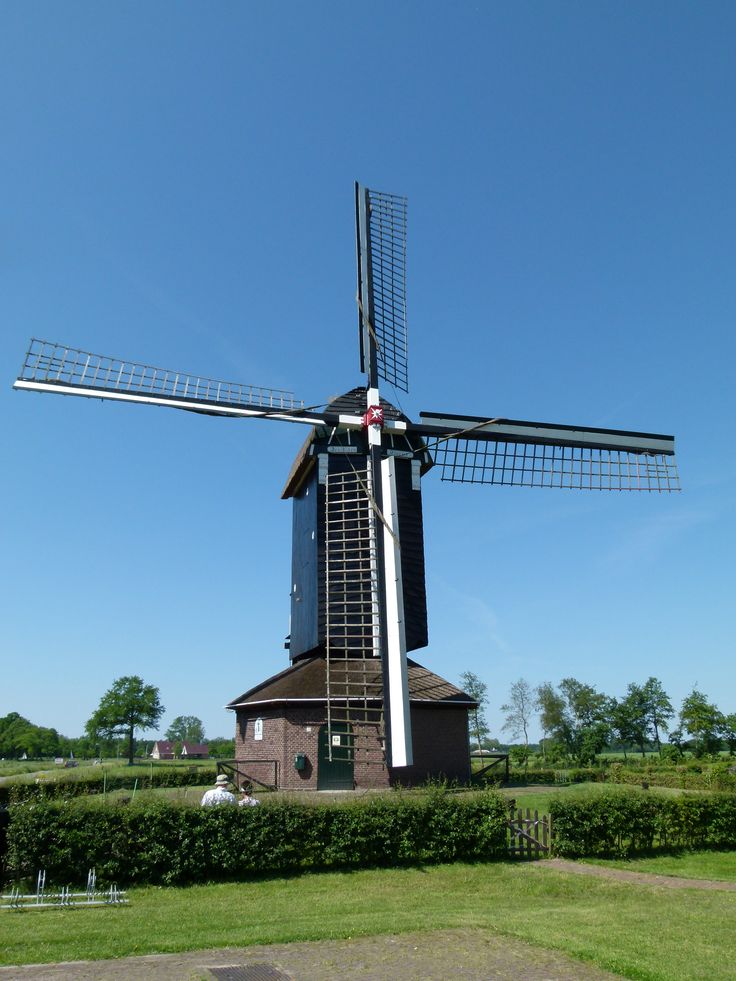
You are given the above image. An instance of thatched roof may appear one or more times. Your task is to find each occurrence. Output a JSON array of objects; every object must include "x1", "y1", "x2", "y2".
[{"x1": 226, "y1": 656, "x2": 476, "y2": 709}]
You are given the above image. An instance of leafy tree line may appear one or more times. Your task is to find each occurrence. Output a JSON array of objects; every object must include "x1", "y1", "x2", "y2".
[
  {"x1": 0, "y1": 713, "x2": 63, "y2": 759},
  {"x1": 460, "y1": 671, "x2": 736, "y2": 765},
  {"x1": 1, "y1": 676, "x2": 234, "y2": 762}
]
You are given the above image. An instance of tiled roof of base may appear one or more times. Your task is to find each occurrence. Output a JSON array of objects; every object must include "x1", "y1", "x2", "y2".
[{"x1": 226, "y1": 656, "x2": 477, "y2": 709}]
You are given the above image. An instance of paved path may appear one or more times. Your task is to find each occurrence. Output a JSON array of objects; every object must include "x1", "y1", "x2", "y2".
[{"x1": 0, "y1": 929, "x2": 619, "y2": 980}]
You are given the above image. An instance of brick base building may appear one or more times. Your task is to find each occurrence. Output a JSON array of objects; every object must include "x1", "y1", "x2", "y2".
[{"x1": 225, "y1": 656, "x2": 476, "y2": 791}]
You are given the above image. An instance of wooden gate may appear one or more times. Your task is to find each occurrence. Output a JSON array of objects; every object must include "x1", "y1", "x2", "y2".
[{"x1": 508, "y1": 806, "x2": 551, "y2": 858}]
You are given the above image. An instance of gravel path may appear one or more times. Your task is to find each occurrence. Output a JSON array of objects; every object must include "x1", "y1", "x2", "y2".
[
  {"x1": 0, "y1": 929, "x2": 619, "y2": 980},
  {"x1": 535, "y1": 858, "x2": 736, "y2": 891}
]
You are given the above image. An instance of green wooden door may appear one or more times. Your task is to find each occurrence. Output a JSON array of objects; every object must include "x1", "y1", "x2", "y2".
[{"x1": 317, "y1": 723, "x2": 354, "y2": 790}]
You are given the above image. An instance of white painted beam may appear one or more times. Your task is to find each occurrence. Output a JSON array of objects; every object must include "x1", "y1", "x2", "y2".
[
  {"x1": 380, "y1": 456, "x2": 413, "y2": 768},
  {"x1": 14, "y1": 379, "x2": 322, "y2": 427}
]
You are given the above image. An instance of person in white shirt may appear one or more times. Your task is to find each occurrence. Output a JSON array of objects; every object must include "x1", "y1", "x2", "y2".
[
  {"x1": 201, "y1": 773, "x2": 236, "y2": 806},
  {"x1": 238, "y1": 785, "x2": 261, "y2": 807}
]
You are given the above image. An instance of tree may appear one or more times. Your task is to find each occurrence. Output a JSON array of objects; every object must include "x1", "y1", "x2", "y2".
[
  {"x1": 509, "y1": 744, "x2": 531, "y2": 770},
  {"x1": 559, "y1": 678, "x2": 612, "y2": 763},
  {"x1": 535, "y1": 682, "x2": 565, "y2": 762},
  {"x1": 207, "y1": 736, "x2": 235, "y2": 758},
  {"x1": 535, "y1": 679, "x2": 611, "y2": 765},
  {"x1": 679, "y1": 688, "x2": 723, "y2": 757},
  {"x1": 611, "y1": 684, "x2": 650, "y2": 758},
  {"x1": 501, "y1": 678, "x2": 534, "y2": 759},
  {"x1": 86, "y1": 676, "x2": 164, "y2": 765},
  {"x1": 720, "y1": 713, "x2": 736, "y2": 756},
  {"x1": 480, "y1": 736, "x2": 503, "y2": 752},
  {"x1": 165, "y1": 715, "x2": 205, "y2": 744},
  {"x1": 459, "y1": 671, "x2": 489, "y2": 751},
  {"x1": 668, "y1": 726, "x2": 686, "y2": 758},
  {"x1": 0, "y1": 712, "x2": 61, "y2": 759},
  {"x1": 641, "y1": 677, "x2": 674, "y2": 754}
]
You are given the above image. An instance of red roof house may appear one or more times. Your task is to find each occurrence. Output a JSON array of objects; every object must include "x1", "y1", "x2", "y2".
[{"x1": 150, "y1": 740, "x2": 175, "y2": 760}]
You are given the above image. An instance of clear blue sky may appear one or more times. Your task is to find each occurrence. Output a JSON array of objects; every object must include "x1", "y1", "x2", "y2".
[{"x1": 2, "y1": 2, "x2": 733, "y2": 744}]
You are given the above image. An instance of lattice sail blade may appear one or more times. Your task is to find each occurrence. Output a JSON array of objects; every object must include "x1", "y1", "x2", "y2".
[
  {"x1": 415, "y1": 411, "x2": 679, "y2": 491},
  {"x1": 431, "y1": 438, "x2": 679, "y2": 491},
  {"x1": 356, "y1": 183, "x2": 408, "y2": 392},
  {"x1": 14, "y1": 339, "x2": 313, "y2": 423}
]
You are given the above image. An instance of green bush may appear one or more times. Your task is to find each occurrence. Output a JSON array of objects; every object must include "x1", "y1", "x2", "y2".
[
  {"x1": 5, "y1": 788, "x2": 508, "y2": 885},
  {"x1": 550, "y1": 789, "x2": 736, "y2": 858},
  {"x1": 604, "y1": 764, "x2": 736, "y2": 792}
]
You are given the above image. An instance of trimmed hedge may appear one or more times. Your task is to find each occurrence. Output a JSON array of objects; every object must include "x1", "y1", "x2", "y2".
[
  {"x1": 606, "y1": 762, "x2": 736, "y2": 792},
  {"x1": 550, "y1": 789, "x2": 736, "y2": 858},
  {"x1": 5, "y1": 789, "x2": 508, "y2": 885}
]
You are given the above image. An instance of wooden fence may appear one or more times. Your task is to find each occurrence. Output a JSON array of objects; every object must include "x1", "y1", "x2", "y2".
[
  {"x1": 217, "y1": 759, "x2": 278, "y2": 791},
  {"x1": 508, "y1": 806, "x2": 551, "y2": 857}
]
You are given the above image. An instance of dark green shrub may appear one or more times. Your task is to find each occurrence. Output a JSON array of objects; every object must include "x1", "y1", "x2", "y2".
[
  {"x1": 6, "y1": 789, "x2": 508, "y2": 886},
  {"x1": 550, "y1": 789, "x2": 736, "y2": 858}
]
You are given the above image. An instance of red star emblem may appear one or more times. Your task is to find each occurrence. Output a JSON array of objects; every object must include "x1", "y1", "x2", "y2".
[{"x1": 362, "y1": 405, "x2": 384, "y2": 429}]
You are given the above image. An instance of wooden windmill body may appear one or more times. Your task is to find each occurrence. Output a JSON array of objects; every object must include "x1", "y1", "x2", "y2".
[{"x1": 13, "y1": 183, "x2": 679, "y2": 789}]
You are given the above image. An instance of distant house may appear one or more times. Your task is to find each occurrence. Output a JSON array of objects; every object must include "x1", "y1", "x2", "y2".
[
  {"x1": 180, "y1": 741, "x2": 209, "y2": 759},
  {"x1": 150, "y1": 740, "x2": 175, "y2": 760}
]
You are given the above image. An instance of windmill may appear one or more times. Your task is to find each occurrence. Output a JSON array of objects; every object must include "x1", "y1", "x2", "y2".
[{"x1": 13, "y1": 183, "x2": 679, "y2": 775}]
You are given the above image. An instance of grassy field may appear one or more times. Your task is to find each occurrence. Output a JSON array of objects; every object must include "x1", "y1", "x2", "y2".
[
  {"x1": 499, "y1": 781, "x2": 689, "y2": 814},
  {"x1": 1, "y1": 860, "x2": 734, "y2": 978},
  {"x1": 501, "y1": 782, "x2": 595, "y2": 813},
  {"x1": 1, "y1": 771, "x2": 698, "y2": 811},
  {"x1": 585, "y1": 850, "x2": 736, "y2": 883},
  {"x1": 93, "y1": 781, "x2": 617, "y2": 808},
  {"x1": 0, "y1": 757, "x2": 214, "y2": 787}
]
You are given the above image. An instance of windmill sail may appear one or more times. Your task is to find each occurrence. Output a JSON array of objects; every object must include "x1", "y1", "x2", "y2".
[
  {"x1": 12, "y1": 182, "x2": 681, "y2": 789},
  {"x1": 356, "y1": 184, "x2": 409, "y2": 392},
  {"x1": 14, "y1": 339, "x2": 318, "y2": 425},
  {"x1": 415, "y1": 412, "x2": 679, "y2": 492}
]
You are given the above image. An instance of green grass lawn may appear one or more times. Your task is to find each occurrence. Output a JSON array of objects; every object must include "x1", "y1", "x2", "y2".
[
  {"x1": 502, "y1": 779, "x2": 700, "y2": 818},
  {"x1": 1, "y1": 861, "x2": 734, "y2": 979},
  {"x1": 103, "y1": 784, "x2": 214, "y2": 803},
  {"x1": 0, "y1": 758, "x2": 215, "y2": 789},
  {"x1": 499, "y1": 780, "x2": 688, "y2": 815},
  {"x1": 584, "y1": 850, "x2": 736, "y2": 883}
]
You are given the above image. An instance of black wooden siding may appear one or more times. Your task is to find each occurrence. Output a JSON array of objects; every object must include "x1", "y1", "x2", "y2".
[
  {"x1": 288, "y1": 450, "x2": 428, "y2": 661},
  {"x1": 289, "y1": 469, "x2": 320, "y2": 657}
]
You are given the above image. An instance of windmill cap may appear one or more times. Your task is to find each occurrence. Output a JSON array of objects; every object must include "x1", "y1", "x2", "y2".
[{"x1": 215, "y1": 774, "x2": 229, "y2": 785}]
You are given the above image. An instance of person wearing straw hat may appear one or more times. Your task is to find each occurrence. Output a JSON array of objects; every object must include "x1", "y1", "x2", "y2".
[{"x1": 201, "y1": 773, "x2": 236, "y2": 806}]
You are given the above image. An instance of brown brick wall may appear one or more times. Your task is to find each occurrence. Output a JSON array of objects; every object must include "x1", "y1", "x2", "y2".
[
  {"x1": 233, "y1": 701, "x2": 470, "y2": 790},
  {"x1": 390, "y1": 704, "x2": 471, "y2": 785},
  {"x1": 235, "y1": 705, "x2": 325, "y2": 790}
]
